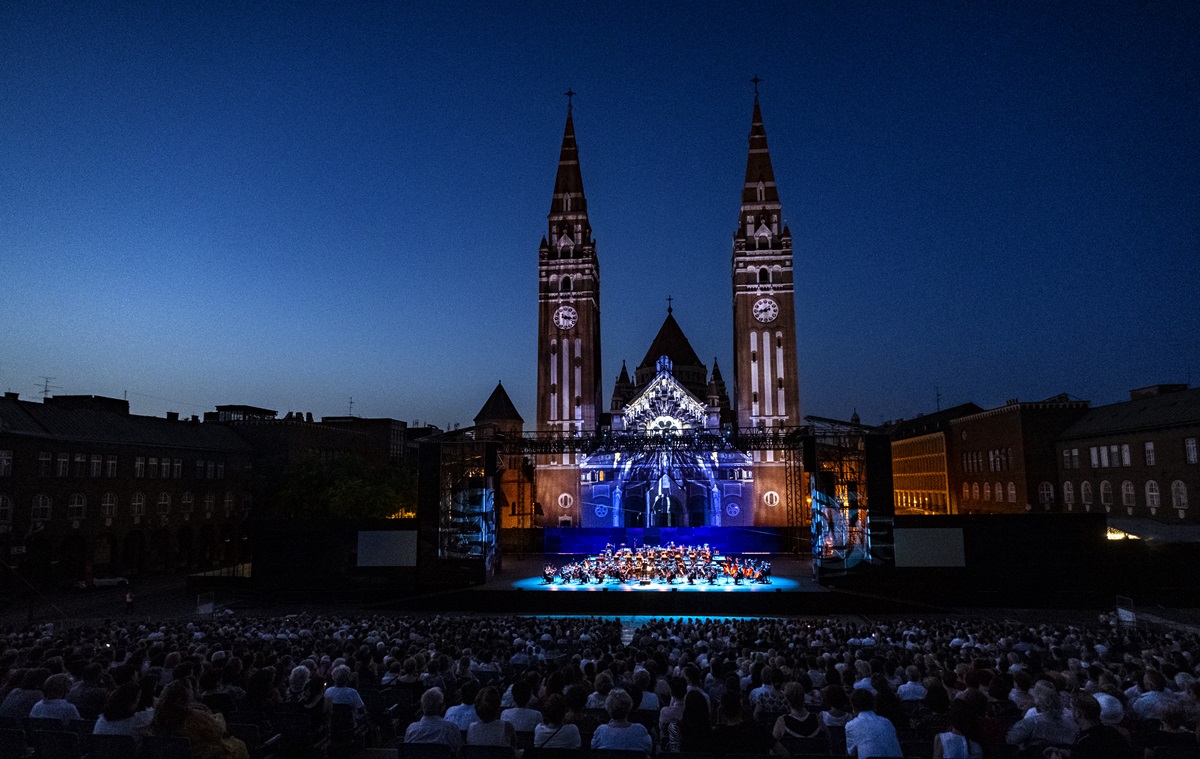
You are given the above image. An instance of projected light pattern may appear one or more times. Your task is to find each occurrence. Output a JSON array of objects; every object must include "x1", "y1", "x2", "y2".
[{"x1": 578, "y1": 358, "x2": 754, "y2": 528}]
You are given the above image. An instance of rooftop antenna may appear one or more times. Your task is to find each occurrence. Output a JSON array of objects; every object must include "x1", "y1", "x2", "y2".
[
  {"x1": 35, "y1": 376, "x2": 61, "y2": 399},
  {"x1": 935, "y1": 385, "x2": 941, "y2": 412},
  {"x1": 348, "y1": 396, "x2": 354, "y2": 417}
]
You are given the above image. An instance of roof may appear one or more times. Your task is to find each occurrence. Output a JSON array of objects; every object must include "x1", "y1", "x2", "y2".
[
  {"x1": 742, "y1": 98, "x2": 780, "y2": 206},
  {"x1": 638, "y1": 311, "x2": 704, "y2": 372},
  {"x1": 0, "y1": 397, "x2": 252, "y2": 452},
  {"x1": 550, "y1": 106, "x2": 586, "y2": 216},
  {"x1": 888, "y1": 403, "x2": 984, "y2": 439},
  {"x1": 1061, "y1": 386, "x2": 1200, "y2": 440},
  {"x1": 474, "y1": 382, "x2": 524, "y2": 425}
]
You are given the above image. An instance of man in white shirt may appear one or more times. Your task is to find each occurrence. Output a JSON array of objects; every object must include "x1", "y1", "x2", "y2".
[
  {"x1": 844, "y1": 689, "x2": 902, "y2": 759},
  {"x1": 405, "y1": 688, "x2": 464, "y2": 753},
  {"x1": 445, "y1": 680, "x2": 481, "y2": 732},
  {"x1": 896, "y1": 666, "x2": 927, "y2": 701},
  {"x1": 501, "y1": 681, "x2": 543, "y2": 732}
]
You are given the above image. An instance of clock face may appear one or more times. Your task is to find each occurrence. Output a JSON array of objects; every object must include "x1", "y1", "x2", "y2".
[
  {"x1": 553, "y1": 305, "x2": 578, "y2": 330},
  {"x1": 752, "y1": 297, "x2": 779, "y2": 323}
]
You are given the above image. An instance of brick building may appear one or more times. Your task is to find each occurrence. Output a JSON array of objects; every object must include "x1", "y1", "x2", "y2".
[
  {"x1": 948, "y1": 394, "x2": 1090, "y2": 514},
  {"x1": 888, "y1": 403, "x2": 982, "y2": 515},
  {"x1": 0, "y1": 394, "x2": 254, "y2": 583},
  {"x1": 1056, "y1": 384, "x2": 1199, "y2": 522}
]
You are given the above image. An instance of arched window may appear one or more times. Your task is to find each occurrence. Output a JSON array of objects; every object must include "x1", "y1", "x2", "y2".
[
  {"x1": 757, "y1": 181, "x2": 766, "y2": 202},
  {"x1": 1100, "y1": 481, "x2": 1113, "y2": 507},
  {"x1": 560, "y1": 276, "x2": 572, "y2": 293},
  {"x1": 1063, "y1": 482, "x2": 1075, "y2": 504},
  {"x1": 1038, "y1": 482, "x2": 1054, "y2": 504},
  {"x1": 224, "y1": 492, "x2": 235, "y2": 516},
  {"x1": 157, "y1": 492, "x2": 171, "y2": 516},
  {"x1": 1146, "y1": 481, "x2": 1160, "y2": 509},
  {"x1": 983, "y1": 483, "x2": 991, "y2": 501},
  {"x1": 204, "y1": 493, "x2": 215, "y2": 517},
  {"x1": 962, "y1": 483, "x2": 969, "y2": 500},
  {"x1": 1007, "y1": 482, "x2": 1017, "y2": 502},
  {"x1": 32, "y1": 494, "x2": 51, "y2": 521},
  {"x1": 1173, "y1": 481, "x2": 1189, "y2": 510},
  {"x1": 995, "y1": 482, "x2": 1003, "y2": 503},
  {"x1": 971, "y1": 483, "x2": 980, "y2": 500},
  {"x1": 1121, "y1": 481, "x2": 1135, "y2": 508},
  {"x1": 181, "y1": 492, "x2": 194, "y2": 515},
  {"x1": 102, "y1": 493, "x2": 117, "y2": 519},
  {"x1": 68, "y1": 493, "x2": 87, "y2": 519},
  {"x1": 1081, "y1": 482, "x2": 1093, "y2": 505},
  {"x1": 758, "y1": 267, "x2": 770, "y2": 284},
  {"x1": 0, "y1": 495, "x2": 11, "y2": 523},
  {"x1": 131, "y1": 492, "x2": 146, "y2": 518}
]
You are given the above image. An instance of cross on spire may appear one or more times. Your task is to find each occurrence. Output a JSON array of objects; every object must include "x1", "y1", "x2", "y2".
[
  {"x1": 564, "y1": 88, "x2": 576, "y2": 111},
  {"x1": 666, "y1": 295, "x2": 673, "y2": 314},
  {"x1": 750, "y1": 74, "x2": 762, "y2": 97}
]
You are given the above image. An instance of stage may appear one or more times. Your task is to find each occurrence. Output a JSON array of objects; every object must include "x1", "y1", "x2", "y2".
[{"x1": 383, "y1": 553, "x2": 929, "y2": 616}]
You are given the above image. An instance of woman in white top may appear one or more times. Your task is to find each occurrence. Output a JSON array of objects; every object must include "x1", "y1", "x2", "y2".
[
  {"x1": 467, "y1": 686, "x2": 514, "y2": 747},
  {"x1": 933, "y1": 701, "x2": 983, "y2": 759},
  {"x1": 534, "y1": 694, "x2": 582, "y2": 749},
  {"x1": 93, "y1": 682, "x2": 154, "y2": 742},
  {"x1": 590, "y1": 689, "x2": 652, "y2": 756}
]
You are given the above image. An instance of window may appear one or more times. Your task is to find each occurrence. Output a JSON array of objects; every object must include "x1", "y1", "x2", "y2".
[
  {"x1": 206, "y1": 462, "x2": 215, "y2": 479},
  {"x1": 1173, "y1": 481, "x2": 1189, "y2": 510},
  {"x1": 1081, "y1": 482, "x2": 1093, "y2": 505},
  {"x1": 71, "y1": 453, "x2": 85, "y2": 477},
  {"x1": 1099, "y1": 447, "x2": 1109, "y2": 468},
  {"x1": 68, "y1": 493, "x2": 86, "y2": 520},
  {"x1": 1071, "y1": 449, "x2": 1080, "y2": 469},
  {"x1": 148, "y1": 458, "x2": 158, "y2": 479},
  {"x1": 1146, "y1": 481, "x2": 1160, "y2": 509},
  {"x1": 1062, "y1": 449, "x2": 1072, "y2": 470},
  {"x1": 57, "y1": 453, "x2": 69, "y2": 477},
  {"x1": 1090, "y1": 447, "x2": 1099, "y2": 468},
  {"x1": 173, "y1": 459, "x2": 183, "y2": 478},
  {"x1": 216, "y1": 462, "x2": 224, "y2": 479},
  {"x1": 157, "y1": 493, "x2": 171, "y2": 516},
  {"x1": 995, "y1": 482, "x2": 1003, "y2": 502},
  {"x1": 181, "y1": 492, "x2": 194, "y2": 515},
  {"x1": 1008, "y1": 482, "x2": 1016, "y2": 503},
  {"x1": 32, "y1": 494, "x2": 51, "y2": 521},
  {"x1": 1121, "y1": 444, "x2": 1131, "y2": 467},
  {"x1": 40, "y1": 452, "x2": 52, "y2": 477},
  {"x1": 135, "y1": 457, "x2": 145, "y2": 478},
  {"x1": 0, "y1": 495, "x2": 11, "y2": 523},
  {"x1": 1145, "y1": 441, "x2": 1156, "y2": 466},
  {"x1": 105, "y1": 456, "x2": 117, "y2": 477},
  {"x1": 962, "y1": 483, "x2": 969, "y2": 500},
  {"x1": 983, "y1": 483, "x2": 991, "y2": 501},
  {"x1": 224, "y1": 492, "x2": 235, "y2": 516},
  {"x1": 971, "y1": 483, "x2": 980, "y2": 500},
  {"x1": 1121, "y1": 481, "x2": 1135, "y2": 508},
  {"x1": 204, "y1": 493, "x2": 215, "y2": 516},
  {"x1": 1100, "y1": 481, "x2": 1113, "y2": 507},
  {"x1": 560, "y1": 276, "x2": 572, "y2": 293},
  {"x1": 196, "y1": 460, "x2": 205, "y2": 479},
  {"x1": 1110, "y1": 445, "x2": 1120, "y2": 467},
  {"x1": 131, "y1": 493, "x2": 146, "y2": 518},
  {"x1": 1063, "y1": 482, "x2": 1075, "y2": 505},
  {"x1": 1038, "y1": 482, "x2": 1054, "y2": 504},
  {"x1": 758, "y1": 267, "x2": 770, "y2": 284},
  {"x1": 0, "y1": 451, "x2": 11, "y2": 477},
  {"x1": 90, "y1": 454, "x2": 102, "y2": 478},
  {"x1": 102, "y1": 493, "x2": 117, "y2": 519},
  {"x1": 1187, "y1": 438, "x2": 1198, "y2": 465}
]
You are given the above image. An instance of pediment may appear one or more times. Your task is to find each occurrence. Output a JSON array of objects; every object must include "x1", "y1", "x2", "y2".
[{"x1": 622, "y1": 371, "x2": 708, "y2": 432}]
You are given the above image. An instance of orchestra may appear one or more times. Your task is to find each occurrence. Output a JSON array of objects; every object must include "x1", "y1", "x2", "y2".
[{"x1": 540, "y1": 541, "x2": 771, "y2": 586}]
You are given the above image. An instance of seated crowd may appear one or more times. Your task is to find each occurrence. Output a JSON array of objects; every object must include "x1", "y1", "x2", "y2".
[{"x1": 0, "y1": 613, "x2": 1198, "y2": 758}]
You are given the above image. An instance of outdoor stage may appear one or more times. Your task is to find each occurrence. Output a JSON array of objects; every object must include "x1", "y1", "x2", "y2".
[{"x1": 387, "y1": 554, "x2": 926, "y2": 616}]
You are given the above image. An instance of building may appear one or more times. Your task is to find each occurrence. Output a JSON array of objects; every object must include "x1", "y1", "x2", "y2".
[
  {"x1": 532, "y1": 95, "x2": 802, "y2": 529},
  {"x1": 888, "y1": 403, "x2": 983, "y2": 515},
  {"x1": 947, "y1": 394, "x2": 1090, "y2": 514},
  {"x1": 0, "y1": 393, "x2": 254, "y2": 582},
  {"x1": 1056, "y1": 384, "x2": 1199, "y2": 522}
]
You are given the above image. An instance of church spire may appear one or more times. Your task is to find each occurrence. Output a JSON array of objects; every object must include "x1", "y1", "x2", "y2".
[
  {"x1": 742, "y1": 96, "x2": 780, "y2": 207},
  {"x1": 550, "y1": 98, "x2": 587, "y2": 217}
]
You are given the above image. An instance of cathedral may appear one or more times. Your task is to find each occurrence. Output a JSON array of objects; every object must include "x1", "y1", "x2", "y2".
[{"x1": 534, "y1": 95, "x2": 801, "y2": 530}]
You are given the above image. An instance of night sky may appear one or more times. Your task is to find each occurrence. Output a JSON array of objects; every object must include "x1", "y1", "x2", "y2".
[{"x1": 2, "y1": 2, "x2": 1197, "y2": 429}]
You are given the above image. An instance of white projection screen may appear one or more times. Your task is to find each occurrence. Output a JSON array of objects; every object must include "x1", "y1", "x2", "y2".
[
  {"x1": 893, "y1": 527, "x2": 966, "y2": 567},
  {"x1": 356, "y1": 531, "x2": 418, "y2": 567}
]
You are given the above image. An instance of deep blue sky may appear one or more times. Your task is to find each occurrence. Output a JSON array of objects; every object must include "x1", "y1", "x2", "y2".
[{"x1": 2, "y1": 2, "x2": 1197, "y2": 428}]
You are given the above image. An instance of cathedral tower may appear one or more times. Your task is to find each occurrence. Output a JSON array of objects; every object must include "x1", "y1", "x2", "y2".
[
  {"x1": 535, "y1": 101, "x2": 602, "y2": 526},
  {"x1": 731, "y1": 95, "x2": 802, "y2": 525}
]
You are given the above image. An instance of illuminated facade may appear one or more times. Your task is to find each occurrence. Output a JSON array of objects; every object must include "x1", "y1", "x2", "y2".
[{"x1": 535, "y1": 96, "x2": 802, "y2": 529}]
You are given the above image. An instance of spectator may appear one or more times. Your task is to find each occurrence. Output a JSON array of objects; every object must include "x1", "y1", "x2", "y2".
[
  {"x1": 711, "y1": 689, "x2": 775, "y2": 758},
  {"x1": 29, "y1": 673, "x2": 81, "y2": 722},
  {"x1": 404, "y1": 687, "x2": 464, "y2": 753},
  {"x1": 659, "y1": 676, "x2": 687, "y2": 736},
  {"x1": 534, "y1": 693, "x2": 581, "y2": 749},
  {"x1": 67, "y1": 662, "x2": 110, "y2": 719},
  {"x1": 671, "y1": 690, "x2": 712, "y2": 753},
  {"x1": 591, "y1": 688, "x2": 652, "y2": 756},
  {"x1": 932, "y1": 699, "x2": 983, "y2": 759},
  {"x1": 1047, "y1": 693, "x2": 1135, "y2": 759},
  {"x1": 446, "y1": 680, "x2": 481, "y2": 732},
  {"x1": 467, "y1": 686, "x2": 513, "y2": 747},
  {"x1": 149, "y1": 679, "x2": 249, "y2": 759},
  {"x1": 897, "y1": 665, "x2": 927, "y2": 702},
  {"x1": 501, "y1": 679, "x2": 543, "y2": 732},
  {"x1": 772, "y1": 681, "x2": 824, "y2": 745},
  {"x1": 323, "y1": 664, "x2": 367, "y2": 725},
  {"x1": 0, "y1": 668, "x2": 49, "y2": 719},
  {"x1": 844, "y1": 688, "x2": 902, "y2": 759},
  {"x1": 1006, "y1": 681, "x2": 1078, "y2": 751},
  {"x1": 94, "y1": 681, "x2": 154, "y2": 740},
  {"x1": 819, "y1": 684, "x2": 852, "y2": 729}
]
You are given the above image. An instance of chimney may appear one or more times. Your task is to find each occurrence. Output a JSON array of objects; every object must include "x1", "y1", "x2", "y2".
[
  {"x1": 166, "y1": 411, "x2": 179, "y2": 421},
  {"x1": 3, "y1": 392, "x2": 17, "y2": 400}
]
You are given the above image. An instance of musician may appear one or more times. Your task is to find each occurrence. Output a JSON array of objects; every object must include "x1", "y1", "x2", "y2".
[{"x1": 543, "y1": 565, "x2": 557, "y2": 584}]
